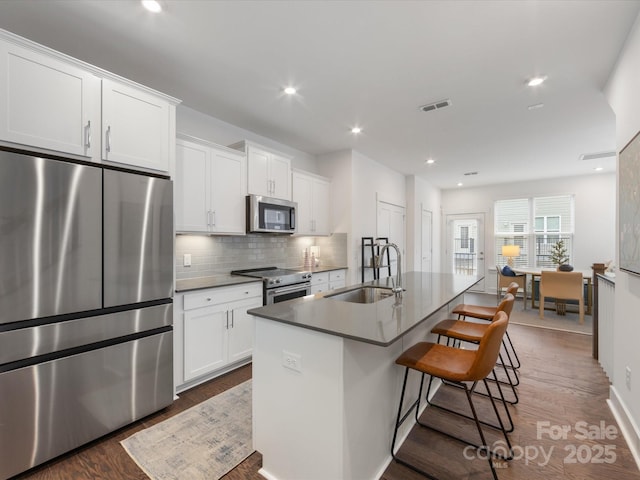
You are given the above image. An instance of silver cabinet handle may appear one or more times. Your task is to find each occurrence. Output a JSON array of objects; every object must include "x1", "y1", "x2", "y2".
[
  {"x1": 105, "y1": 126, "x2": 112, "y2": 153},
  {"x1": 225, "y1": 310, "x2": 229, "y2": 329},
  {"x1": 84, "y1": 120, "x2": 91, "y2": 149},
  {"x1": 211, "y1": 210, "x2": 216, "y2": 226},
  {"x1": 231, "y1": 310, "x2": 234, "y2": 328},
  {"x1": 271, "y1": 179, "x2": 275, "y2": 194}
]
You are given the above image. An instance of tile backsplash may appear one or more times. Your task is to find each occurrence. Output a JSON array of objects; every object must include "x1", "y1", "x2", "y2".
[{"x1": 175, "y1": 232, "x2": 347, "y2": 279}]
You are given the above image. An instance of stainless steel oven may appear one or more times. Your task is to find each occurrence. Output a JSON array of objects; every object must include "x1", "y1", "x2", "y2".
[
  {"x1": 231, "y1": 267, "x2": 312, "y2": 305},
  {"x1": 266, "y1": 282, "x2": 311, "y2": 305}
]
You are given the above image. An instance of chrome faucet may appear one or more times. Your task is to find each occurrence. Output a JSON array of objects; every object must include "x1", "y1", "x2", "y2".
[{"x1": 376, "y1": 242, "x2": 403, "y2": 295}]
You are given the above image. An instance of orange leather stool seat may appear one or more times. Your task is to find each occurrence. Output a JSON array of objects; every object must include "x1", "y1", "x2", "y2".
[{"x1": 452, "y1": 282, "x2": 519, "y2": 319}]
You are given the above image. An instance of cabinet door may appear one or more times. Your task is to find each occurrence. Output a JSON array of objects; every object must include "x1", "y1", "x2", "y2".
[
  {"x1": 247, "y1": 146, "x2": 271, "y2": 197},
  {"x1": 175, "y1": 140, "x2": 210, "y2": 232},
  {"x1": 270, "y1": 154, "x2": 291, "y2": 200},
  {"x1": 312, "y1": 178, "x2": 331, "y2": 235},
  {"x1": 102, "y1": 78, "x2": 170, "y2": 172},
  {"x1": 292, "y1": 172, "x2": 314, "y2": 235},
  {"x1": 183, "y1": 305, "x2": 229, "y2": 381},
  {"x1": 228, "y1": 297, "x2": 262, "y2": 363},
  {"x1": 211, "y1": 149, "x2": 246, "y2": 234},
  {"x1": 0, "y1": 42, "x2": 99, "y2": 158}
]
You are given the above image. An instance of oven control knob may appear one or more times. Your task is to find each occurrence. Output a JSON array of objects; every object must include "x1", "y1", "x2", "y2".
[
  {"x1": 275, "y1": 278, "x2": 281, "y2": 284},
  {"x1": 268, "y1": 279, "x2": 275, "y2": 285}
]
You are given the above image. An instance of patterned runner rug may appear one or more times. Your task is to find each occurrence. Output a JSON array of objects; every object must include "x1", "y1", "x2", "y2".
[{"x1": 121, "y1": 380, "x2": 252, "y2": 480}]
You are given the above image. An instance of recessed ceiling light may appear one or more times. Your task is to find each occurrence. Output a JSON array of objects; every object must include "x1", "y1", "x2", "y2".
[
  {"x1": 594, "y1": 167, "x2": 604, "y2": 172},
  {"x1": 425, "y1": 158, "x2": 435, "y2": 165},
  {"x1": 527, "y1": 76, "x2": 547, "y2": 87},
  {"x1": 142, "y1": 0, "x2": 162, "y2": 13},
  {"x1": 351, "y1": 127, "x2": 362, "y2": 134},
  {"x1": 457, "y1": 182, "x2": 463, "y2": 187},
  {"x1": 284, "y1": 87, "x2": 296, "y2": 95},
  {"x1": 527, "y1": 103, "x2": 544, "y2": 110}
]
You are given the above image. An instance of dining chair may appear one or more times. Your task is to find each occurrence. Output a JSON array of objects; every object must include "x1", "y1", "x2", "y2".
[{"x1": 539, "y1": 270, "x2": 584, "y2": 324}]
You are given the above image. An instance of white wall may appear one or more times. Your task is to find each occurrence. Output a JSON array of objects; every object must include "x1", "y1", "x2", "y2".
[
  {"x1": 406, "y1": 175, "x2": 442, "y2": 272},
  {"x1": 177, "y1": 105, "x2": 317, "y2": 172},
  {"x1": 318, "y1": 149, "x2": 406, "y2": 285},
  {"x1": 604, "y1": 11, "x2": 640, "y2": 459},
  {"x1": 441, "y1": 173, "x2": 616, "y2": 288}
]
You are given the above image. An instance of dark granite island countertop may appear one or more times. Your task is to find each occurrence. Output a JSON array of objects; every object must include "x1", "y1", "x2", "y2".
[
  {"x1": 251, "y1": 271, "x2": 484, "y2": 480},
  {"x1": 248, "y1": 271, "x2": 482, "y2": 346}
]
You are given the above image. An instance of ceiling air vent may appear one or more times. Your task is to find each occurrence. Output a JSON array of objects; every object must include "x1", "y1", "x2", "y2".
[
  {"x1": 420, "y1": 99, "x2": 451, "y2": 112},
  {"x1": 579, "y1": 151, "x2": 616, "y2": 161},
  {"x1": 463, "y1": 171, "x2": 478, "y2": 176}
]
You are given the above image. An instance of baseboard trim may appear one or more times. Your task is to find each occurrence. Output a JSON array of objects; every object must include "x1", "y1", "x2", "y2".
[{"x1": 608, "y1": 385, "x2": 640, "y2": 471}]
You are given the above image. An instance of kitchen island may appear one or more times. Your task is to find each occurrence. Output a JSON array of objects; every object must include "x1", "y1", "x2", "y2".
[{"x1": 248, "y1": 271, "x2": 482, "y2": 480}]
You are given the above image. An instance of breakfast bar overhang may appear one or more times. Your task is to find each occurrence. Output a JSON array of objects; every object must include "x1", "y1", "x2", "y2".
[{"x1": 248, "y1": 272, "x2": 483, "y2": 480}]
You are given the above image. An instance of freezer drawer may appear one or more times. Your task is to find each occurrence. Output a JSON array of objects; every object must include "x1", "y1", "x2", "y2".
[
  {"x1": 0, "y1": 303, "x2": 172, "y2": 366},
  {"x1": 103, "y1": 169, "x2": 173, "y2": 307},
  {"x1": 0, "y1": 330, "x2": 173, "y2": 480}
]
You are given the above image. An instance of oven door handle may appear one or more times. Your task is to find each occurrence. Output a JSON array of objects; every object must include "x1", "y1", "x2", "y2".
[{"x1": 268, "y1": 283, "x2": 310, "y2": 296}]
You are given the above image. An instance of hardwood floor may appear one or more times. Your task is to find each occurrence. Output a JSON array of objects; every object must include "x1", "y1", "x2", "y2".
[{"x1": 13, "y1": 324, "x2": 640, "y2": 480}]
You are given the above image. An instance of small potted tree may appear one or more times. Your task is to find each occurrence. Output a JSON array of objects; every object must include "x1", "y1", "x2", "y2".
[{"x1": 550, "y1": 239, "x2": 573, "y2": 271}]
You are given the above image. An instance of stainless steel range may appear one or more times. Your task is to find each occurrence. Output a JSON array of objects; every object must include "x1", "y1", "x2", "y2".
[{"x1": 231, "y1": 267, "x2": 312, "y2": 305}]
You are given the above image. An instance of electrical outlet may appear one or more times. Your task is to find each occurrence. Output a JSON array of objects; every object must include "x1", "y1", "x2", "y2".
[
  {"x1": 282, "y1": 350, "x2": 302, "y2": 373},
  {"x1": 625, "y1": 366, "x2": 631, "y2": 390},
  {"x1": 183, "y1": 253, "x2": 192, "y2": 267}
]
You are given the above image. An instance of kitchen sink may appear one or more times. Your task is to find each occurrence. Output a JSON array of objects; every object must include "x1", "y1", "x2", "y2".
[{"x1": 325, "y1": 286, "x2": 394, "y2": 304}]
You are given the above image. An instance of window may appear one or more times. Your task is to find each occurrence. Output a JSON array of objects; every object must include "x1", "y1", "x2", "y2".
[
  {"x1": 495, "y1": 195, "x2": 574, "y2": 268},
  {"x1": 460, "y1": 226, "x2": 469, "y2": 249}
]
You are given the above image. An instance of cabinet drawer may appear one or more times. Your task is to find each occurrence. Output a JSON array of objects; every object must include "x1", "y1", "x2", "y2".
[
  {"x1": 329, "y1": 270, "x2": 345, "y2": 282},
  {"x1": 184, "y1": 283, "x2": 262, "y2": 311},
  {"x1": 329, "y1": 280, "x2": 346, "y2": 290},
  {"x1": 311, "y1": 272, "x2": 329, "y2": 285}
]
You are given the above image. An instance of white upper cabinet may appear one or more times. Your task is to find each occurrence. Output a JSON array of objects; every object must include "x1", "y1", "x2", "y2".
[
  {"x1": 231, "y1": 141, "x2": 292, "y2": 200},
  {"x1": 102, "y1": 78, "x2": 171, "y2": 172},
  {"x1": 211, "y1": 148, "x2": 246, "y2": 233},
  {"x1": 175, "y1": 139, "x2": 209, "y2": 232},
  {"x1": 292, "y1": 170, "x2": 331, "y2": 236},
  {"x1": 0, "y1": 40, "x2": 100, "y2": 158},
  {"x1": 0, "y1": 30, "x2": 179, "y2": 173},
  {"x1": 175, "y1": 137, "x2": 246, "y2": 234}
]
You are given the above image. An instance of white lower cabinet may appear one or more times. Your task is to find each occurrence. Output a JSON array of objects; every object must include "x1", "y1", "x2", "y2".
[
  {"x1": 329, "y1": 269, "x2": 346, "y2": 290},
  {"x1": 310, "y1": 269, "x2": 346, "y2": 294},
  {"x1": 175, "y1": 282, "x2": 262, "y2": 391}
]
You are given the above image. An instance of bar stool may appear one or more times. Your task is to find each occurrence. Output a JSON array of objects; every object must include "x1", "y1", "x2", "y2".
[
  {"x1": 392, "y1": 312, "x2": 510, "y2": 480},
  {"x1": 430, "y1": 308, "x2": 516, "y2": 433},
  {"x1": 434, "y1": 293, "x2": 519, "y2": 404},
  {"x1": 452, "y1": 284, "x2": 521, "y2": 372}
]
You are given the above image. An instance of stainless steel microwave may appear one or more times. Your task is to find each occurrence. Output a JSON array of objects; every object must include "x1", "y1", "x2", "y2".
[{"x1": 247, "y1": 194, "x2": 297, "y2": 234}]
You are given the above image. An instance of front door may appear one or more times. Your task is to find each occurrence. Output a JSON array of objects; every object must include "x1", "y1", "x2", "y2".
[{"x1": 445, "y1": 213, "x2": 485, "y2": 291}]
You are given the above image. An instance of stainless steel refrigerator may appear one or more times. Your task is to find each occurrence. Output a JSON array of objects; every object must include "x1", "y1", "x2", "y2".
[{"x1": 0, "y1": 149, "x2": 174, "y2": 479}]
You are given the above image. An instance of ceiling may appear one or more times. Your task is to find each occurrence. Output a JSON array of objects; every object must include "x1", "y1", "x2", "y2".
[{"x1": 0, "y1": 0, "x2": 638, "y2": 188}]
